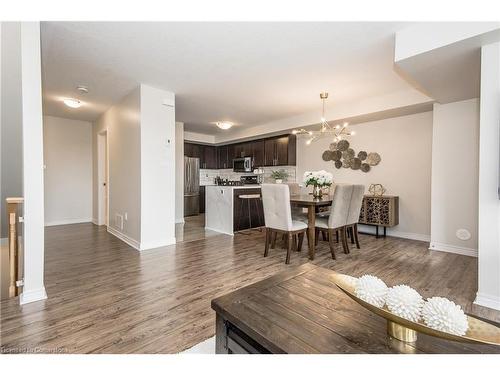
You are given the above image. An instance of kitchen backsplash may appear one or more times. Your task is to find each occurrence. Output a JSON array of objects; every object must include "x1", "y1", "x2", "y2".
[{"x1": 200, "y1": 166, "x2": 297, "y2": 186}]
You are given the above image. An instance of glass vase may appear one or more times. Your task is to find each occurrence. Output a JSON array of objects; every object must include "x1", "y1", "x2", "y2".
[{"x1": 312, "y1": 185, "x2": 323, "y2": 199}]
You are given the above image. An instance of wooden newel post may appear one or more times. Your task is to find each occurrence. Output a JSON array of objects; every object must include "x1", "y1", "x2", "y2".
[
  {"x1": 9, "y1": 212, "x2": 18, "y2": 297},
  {"x1": 6, "y1": 197, "x2": 24, "y2": 298}
]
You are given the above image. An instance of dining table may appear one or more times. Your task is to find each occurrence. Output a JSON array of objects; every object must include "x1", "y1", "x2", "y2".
[{"x1": 289, "y1": 194, "x2": 333, "y2": 260}]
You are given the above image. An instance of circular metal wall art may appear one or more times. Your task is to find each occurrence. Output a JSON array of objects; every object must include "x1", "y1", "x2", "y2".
[
  {"x1": 366, "y1": 152, "x2": 381, "y2": 166},
  {"x1": 329, "y1": 142, "x2": 338, "y2": 151},
  {"x1": 322, "y1": 150, "x2": 333, "y2": 161},
  {"x1": 361, "y1": 163, "x2": 371, "y2": 172},
  {"x1": 337, "y1": 139, "x2": 350, "y2": 151},
  {"x1": 343, "y1": 148, "x2": 355, "y2": 159},
  {"x1": 331, "y1": 150, "x2": 342, "y2": 161},
  {"x1": 334, "y1": 160, "x2": 342, "y2": 169},
  {"x1": 342, "y1": 159, "x2": 352, "y2": 168},
  {"x1": 351, "y1": 158, "x2": 362, "y2": 170},
  {"x1": 358, "y1": 151, "x2": 367, "y2": 161}
]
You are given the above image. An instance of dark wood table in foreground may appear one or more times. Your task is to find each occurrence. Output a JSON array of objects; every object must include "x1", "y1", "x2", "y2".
[
  {"x1": 211, "y1": 264, "x2": 500, "y2": 354},
  {"x1": 289, "y1": 194, "x2": 333, "y2": 260}
]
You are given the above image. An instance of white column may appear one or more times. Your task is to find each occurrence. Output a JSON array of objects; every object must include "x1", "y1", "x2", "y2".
[
  {"x1": 20, "y1": 22, "x2": 46, "y2": 304},
  {"x1": 175, "y1": 122, "x2": 184, "y2": 224},
  {"x1": 139, "y1": 84, "x2": 176, "y2": 249},
  {"x1": 475, "y1": 42, "x2": 500, "y2": 311}
]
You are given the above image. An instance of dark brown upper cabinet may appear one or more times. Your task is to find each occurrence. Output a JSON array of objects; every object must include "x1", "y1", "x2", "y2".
[
  {"x1": 184, "y1": 142, "x2": 217, "y2": 169},
  {"x1": 263, "y1": 135, "x2": 296, "y2": 166},
  {"x1": 203, "y1": 145, "x2": 217, "y2": 169},
  {"x1": 184, "y1": 142, "x2": 201, "y2": 159},
  {"x1": 217, "y1": 145, "x2": 229, "y2": 169},
  {"x1": 252, "y1": 140, "x2": 265, "y2": 167},
  {"x1": 185, "y1": 134, "x2": 296, "y2": 171}
]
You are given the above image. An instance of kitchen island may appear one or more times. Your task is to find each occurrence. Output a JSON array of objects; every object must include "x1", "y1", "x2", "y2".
[{"x1": 205, "y1": 185, "x2": 263, "y2": 235}]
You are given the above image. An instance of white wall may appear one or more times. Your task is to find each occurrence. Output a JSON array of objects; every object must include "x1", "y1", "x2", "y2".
[
  {"x1": 475, "y1": 42, "x2": 500, "y2": 311},
  {"x1": 297, "y1": 111, "x2": 433, "y2": 241},
  {"x1": 94, "y1": 88, "x2": 142, "y2": 246},
  {"x1": 43, "y1": 116, "x2": 93, "y2": 226},
  {"x1": 93, "y1": 85, "x2": 176, "y2": 250},
  {"x1": 20, "y1": 22, "x2": 46, "y2": 304},
  {"x1": 175, "y1": 122, "x2": 184, "y2": 223},
  {"x1": 430, "y1": 99, "x2": 479, "y2": 256},
  {"x1": 139, "y1": 85, "x2": 176, "y2": 249},
  {"x1": 0, "y1": 22, "x2": 23, "y2": 239}
]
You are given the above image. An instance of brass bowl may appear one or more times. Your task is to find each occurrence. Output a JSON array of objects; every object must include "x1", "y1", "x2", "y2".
[{"x1": 330, "y1": 273, "x2": 500, "y2": 345}]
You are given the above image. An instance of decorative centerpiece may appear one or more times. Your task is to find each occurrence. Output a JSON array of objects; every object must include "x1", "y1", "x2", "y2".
[
  {"x1": 330, "y1": 272, "x2": 500, "y2": 346},
  {"x1": 270, "y1": 169, "x2": 288, "y2": 184},
  {"x1": 368, "y1": 183, "x2": 386, "y2": 196},
  {"x1": 303, "y1": 170, "x2": 333, "y2": 198}
]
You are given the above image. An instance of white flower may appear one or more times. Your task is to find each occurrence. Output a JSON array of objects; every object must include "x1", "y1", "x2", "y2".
[
  {"x1": 422, "y1": 297, "x2": 469, "y2": 336},
  {"x1": 355, "y1": 275, "x2": 388, "y2": 308},
  {"x1": 385, "y1": 285, "x2": 424, "y2": 322},
  {"x1": 303, "y1": 170, "x2": 333, "y2": 187}
]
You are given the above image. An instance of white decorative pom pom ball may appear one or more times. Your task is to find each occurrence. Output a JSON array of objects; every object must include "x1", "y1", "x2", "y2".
[
  {"x1": 385, "y1": 285, "x2": 424, "y2": 322},
  {"x1": 422, "y1": 297, "x2": 469, "y2": 335},
  {"x1": 355, "y1": 275, "x2": 388, "y2": 308}
]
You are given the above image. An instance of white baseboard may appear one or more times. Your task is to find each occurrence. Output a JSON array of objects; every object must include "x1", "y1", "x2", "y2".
[
  {"x1": 358, "y1": 225, "x2": 430, "y2": 242},
  {"x1": 20, "y1": 287, "x2": 47, "y2": 305},
  {"x1": 107, "y1": 226, "x2": 140, "y2": 250},
  {"x1": 175, "y1": 219, "x2": 185, "y2": 224},
  {"x1": 139, "y1": 237, "x2": 176, "y2": 251},
  {"x1": 45, "y1": 218, "x2": 93, "y2": 227},
  {"x1": 474, "y1": 292, "x2": 500, "y2": 311},
  {"x1": 429, "y1": 242, "x2": 477, "y2": 257},
  {"x1": 204, "y1": 226, "x2": 234, "y2": 236}
]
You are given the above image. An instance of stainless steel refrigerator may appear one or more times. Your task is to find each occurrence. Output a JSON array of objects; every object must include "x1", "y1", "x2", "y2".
[{"x1": 184, "y1": 156, "x2": 200, "y2": 216}]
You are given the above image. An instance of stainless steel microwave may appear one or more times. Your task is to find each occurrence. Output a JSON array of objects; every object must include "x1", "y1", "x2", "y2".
[{"x1": 233, "y1": 157, "x2": 252, "y2": 172}]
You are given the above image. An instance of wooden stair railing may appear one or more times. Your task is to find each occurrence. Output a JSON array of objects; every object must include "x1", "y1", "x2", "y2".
[{"x1": 6, "y1": 197, "x2": 24, "y2": 298}]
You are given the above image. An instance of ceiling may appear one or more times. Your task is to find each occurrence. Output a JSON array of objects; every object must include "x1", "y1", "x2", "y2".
[{"x1": 41, "y1": 22, "x2": 421, "y2": 134}]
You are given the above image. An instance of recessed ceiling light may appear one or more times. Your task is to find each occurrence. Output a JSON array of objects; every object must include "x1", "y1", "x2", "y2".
[
  {"x1": 63, "y1": 98, "x2": 82, "y2": 108},
  {"x1": 216, "y1": 121, "x2": 233, "y2": 130}
]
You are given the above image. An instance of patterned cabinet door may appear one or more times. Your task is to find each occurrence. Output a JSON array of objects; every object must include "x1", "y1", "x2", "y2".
[{"x1": 359, "y1": 196, "x2": 399, "y2": 227}]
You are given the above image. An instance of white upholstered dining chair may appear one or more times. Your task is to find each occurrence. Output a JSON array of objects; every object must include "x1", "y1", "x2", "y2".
[
  {"x1": 344, "y1": 184, "x2": 365, "y2": 251},
  {"x1": 261, "y1": 184, "x2": 308, "y2": 264},
  {"x1": 314, "y1": 184, "x2": 353, "y2": 259},
  {"x1": 286, "y1": 182, "x2": 308, "y2": 222}
]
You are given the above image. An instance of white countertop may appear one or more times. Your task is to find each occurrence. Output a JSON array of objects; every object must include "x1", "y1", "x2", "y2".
[{"x1": 205, "y1": 185, "x2": 261, "y2": 189}]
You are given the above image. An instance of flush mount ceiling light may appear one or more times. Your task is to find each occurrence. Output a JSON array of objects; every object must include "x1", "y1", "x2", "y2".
[
  {"x1": 293, "y1": 92, "x2": 354, "y2": 145},
  {"x1": 216, "y1": 121, "x2": 233, "y2": 130},
  {"x1": 63, "y1": 98, "x2": 82, "y2": 108}
]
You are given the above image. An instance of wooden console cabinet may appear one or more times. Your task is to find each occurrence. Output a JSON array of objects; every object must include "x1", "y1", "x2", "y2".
[{"x1": 358, "y1": 195, "x2": 399, "y2": 238}]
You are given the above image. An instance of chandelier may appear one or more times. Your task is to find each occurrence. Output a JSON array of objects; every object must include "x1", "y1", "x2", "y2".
[{"x1": 293, "y1": 92, "x2": 355, "y2": 145}]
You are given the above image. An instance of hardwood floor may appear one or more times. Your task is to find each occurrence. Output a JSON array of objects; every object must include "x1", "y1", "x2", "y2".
[
  {"x1": 175, "y1": 214, "x2": 220, "y2": 243},
  {"x1": 0, "y1": 222, "x2": 494, "y2": 353}
]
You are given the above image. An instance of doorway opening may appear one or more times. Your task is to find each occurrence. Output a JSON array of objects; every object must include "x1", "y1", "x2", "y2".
[{"x1": 97, "y1": 130, "x2": 108, "y2": 226}]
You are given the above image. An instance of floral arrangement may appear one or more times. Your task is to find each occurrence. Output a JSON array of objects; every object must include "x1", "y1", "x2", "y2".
[
  {"x1": 352, "y1": 275, "x2": 469, "y2": 336},
  {"x1": 303, "y1": 170, "x2": 333, "y2": 187},
  {"x1": 303, "y1": 170, "x2": 333, "y2": 197}
]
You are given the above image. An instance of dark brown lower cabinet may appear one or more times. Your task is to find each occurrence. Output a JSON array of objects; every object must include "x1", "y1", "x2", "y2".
[
  {"x1": 233, "y1": 188, "x2": 264, "y2": 232},
  {"x1": 199, "y1": 186, "x2": 206, "y2": 214}
]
